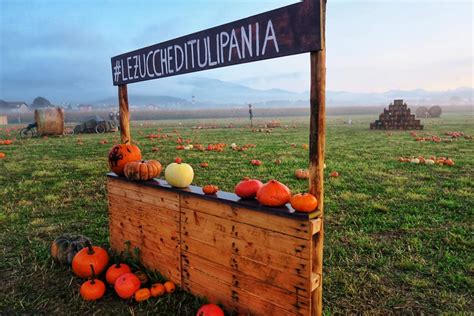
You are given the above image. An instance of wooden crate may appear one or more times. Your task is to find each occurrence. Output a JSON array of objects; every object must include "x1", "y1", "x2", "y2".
[{"x1": 107, "y1": 174, "x2": 322, "y2": 315}]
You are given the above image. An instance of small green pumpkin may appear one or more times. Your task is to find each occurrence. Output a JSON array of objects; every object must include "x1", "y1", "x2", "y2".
[{"x1": 51, "y1": 234, "x2": 91, "y2": 265}]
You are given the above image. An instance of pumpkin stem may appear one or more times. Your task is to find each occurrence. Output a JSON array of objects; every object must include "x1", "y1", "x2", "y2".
[
  {"x1": 115, "y1": 251, "x2": 124, "y2": 268},
  {"x1": 85, "y1": 240, "x2": 94, "y2": 255},
  {"x1": 90, "y1": 264, "x2": 96, "y2": 284}
]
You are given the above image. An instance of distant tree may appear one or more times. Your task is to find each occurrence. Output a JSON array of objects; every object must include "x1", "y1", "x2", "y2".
[{"x1": 32, "y1": 96, "x2": 52, "y2": 108}]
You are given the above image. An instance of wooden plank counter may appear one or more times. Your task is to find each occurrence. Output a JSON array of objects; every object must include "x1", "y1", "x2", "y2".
[{"x1": 107, "y1": 173, "x2": 322, "y2": 315}]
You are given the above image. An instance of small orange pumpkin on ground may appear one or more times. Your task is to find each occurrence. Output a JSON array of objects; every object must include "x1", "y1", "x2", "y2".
[
  {"x1": 330, "y1": 171, "x2": 340, "y2": 178},
  {"x1": 256, "y1": 180, "x2": 291, "y2": 207},
  {"x1": 115, "y1": 273, "x2": 141, "y2": 299},
  {"x1": 295, "y1": 169, "x2": 309, "y2": 180},
  {"x1": 105, "y1": 261, "x2": 131, "y2": 285},
  {"x1": 108, "y1": 142, "x2": 142, "y2": 176},
  {"x1": 202, "y1": 185, "x2": 219, "y2": 195},
  {"x1": 124, "y1": 160, "x2": 162, "y2": 181},
  {"x1": 150, "y1": 283, "x2": 166, "y2": 297},
  {"x1": 135, "y1": 288, "x2": 151, "y2": 302},
  {"x1": 290, "y1": 193, "x2": 318, "y2": 213},
  {"x1": 200, "y1": 162, "x2": 209, "y2": 168},
  {"x1": 196, "y1": 303, "x2": 225, "y2": 316},
  {"x1": 0, "y1": 153, "x2": 5, "y2": 159},
  {"x1": 72, "y1": 241, "x2": 109, "y2": 278},
  {"x1": 164, "y1": 281, "x2": 176, "y2": 293},
  {"x1": 80, "y1": 265, "x2": 106, "y2": 301}
]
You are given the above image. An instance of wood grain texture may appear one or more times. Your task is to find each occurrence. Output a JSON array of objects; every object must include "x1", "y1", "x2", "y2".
[
  {"x1": 118, "y1": 85, "x2": 131, "y2": 144},
  {"x1": 309, "y1": 0, "x2": 326, "y2": 314}
]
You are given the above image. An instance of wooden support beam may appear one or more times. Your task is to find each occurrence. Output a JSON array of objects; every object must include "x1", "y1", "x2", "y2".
[
  {"x1": 309, "y1": 1, "x2": 326, "y2": 315},
  {"x1": 118, "y1": 84, "x2": 131, "y2": 144}
]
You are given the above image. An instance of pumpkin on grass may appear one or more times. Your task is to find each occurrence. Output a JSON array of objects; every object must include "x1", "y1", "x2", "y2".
[
  {"x1": 80, "y1": 265, "x2": 106, "y2": 301},
  {"x1": 108, "y1": 142, "x2": 142, "y2": 176},
  {"x1": 135, "y1": 288, "x2": 151, "y2": 302},
  {"x1": 51, "y1": 234, "x2": 91, "y2": 265},
  {"x1": 115, "y1": 273, "x2": 141, "y2": 299},
  {"x1": 0, "y1": 152, "x2": 5, "y2": 159},
  {"x1": 124, "y1": 160, "x2": 162, "y2": 181},
  {"x1": 290, "y1": 193, "x2": 318, "y2": 213},
  {"x1": 196, "y1": 304, "x2": 225, "y2": 316},
  {"x1": 72, "y1": 241, "x2": 109, "y2": 278},
  {"x1": 105, "y1": 253, "x2": 131, "y2": 285},
  {"x1": 164, "y1": 281, "x2": 176, "y2": 293},
  {"x1": 256, "y1": 180, "x2": 291, "y2": 207},
  {"x1": 295, "y1": 169, "x2": 309, "y2": 180},
  {"x1": 150, "y1": 283, "x2": 166, "y2": 297}
]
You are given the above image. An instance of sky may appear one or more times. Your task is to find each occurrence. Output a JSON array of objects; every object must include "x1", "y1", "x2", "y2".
[{"x1": 0, "y1": 0, "x2": 472, "y2": 104}]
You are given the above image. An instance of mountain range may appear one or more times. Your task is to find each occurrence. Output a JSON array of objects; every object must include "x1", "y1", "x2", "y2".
[{"x1": 91, "y1": 77, "x2": 472, "y2": 108}]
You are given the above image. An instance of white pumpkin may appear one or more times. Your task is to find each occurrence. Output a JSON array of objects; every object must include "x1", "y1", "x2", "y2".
[
  {"x1": 425, "y1": 159, "x2": 435, "y2": 165},
  {"x1": 165, "y1": 163, "x2": 194, "y2": 188},
  {"x1": 410, "y1": 158, "x2": 420, "y2": 164}
]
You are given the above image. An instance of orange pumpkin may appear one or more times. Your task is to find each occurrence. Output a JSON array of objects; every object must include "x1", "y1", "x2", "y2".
[
  {"x1": 115, "y1": 273, "x2": 141, "y2": 299},
  {"x1": 0, "y1": 152, "x2": 5, "y2": 159},
  {"x1": 256, "y1": 180, "x2": 291, "y2": 207},
  {"x1": 234, "y1": 178, "x2": 263, "y2": 199},
  {"x1": 202, "y1": 185, "x2": 219, "y2": 195},
  {"x1": 150, "y1": 283, "x2": 166, "y2": 297},
  {"x1": 105, "y1": 262, "x2": 131, "y2": 285},
  {"x1": 164, "y1": 281, "x2": 176, "y2": 293},
  {"x1": 290, "y1": 193, "x2": 318, "y2": 213},
  {"x1": 295, "y1": 169, "x2": 309, "y2": 180},
  {"x1": 124, "y1": 160, "x2": 162, "y2": 181},
  {"x1": 80, "y1": 265, "x2": 106, "y2": 301},
  {"x1": 330, "y1": 171, "x2": 340, "y2": 178},
  {"x1": 108, "y1": 143, "x2": 142, "y2": 176},
  {"x1": 72, "y1": 242, "x2": 109, "y2": 278},
  {"x1": 196, "y1": 304, "x2": 225, "y2": 316},
  {"x1": 135, "y1": 288, "x2": 151, "y2": 302}
]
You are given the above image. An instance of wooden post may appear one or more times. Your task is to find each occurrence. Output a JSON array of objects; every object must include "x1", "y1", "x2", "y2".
[
  {"x1": 309, "y1": 1, "x2": 326, "y2": 315},
  {"x1": 118, "y1": 84, "x2": 131, "y2": 144}
]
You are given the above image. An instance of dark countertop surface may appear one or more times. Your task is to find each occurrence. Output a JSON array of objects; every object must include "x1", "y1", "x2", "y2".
[{"x1": 107, "y1": 173, "x2": 320, "y2": 221}]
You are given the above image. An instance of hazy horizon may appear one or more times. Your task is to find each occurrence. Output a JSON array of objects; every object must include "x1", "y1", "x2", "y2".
[{"x1": 1, "y1": 0, "x2": 472, "y2": 104}]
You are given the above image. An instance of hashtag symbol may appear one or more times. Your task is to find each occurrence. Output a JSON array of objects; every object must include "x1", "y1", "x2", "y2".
[{"x1": 113, "y1": 60, "x2": 121, "y2": 82}]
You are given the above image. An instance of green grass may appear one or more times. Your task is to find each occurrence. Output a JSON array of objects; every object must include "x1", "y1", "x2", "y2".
[{"x1": 1, "y1": 114, "x2": 473, "y2": 314}]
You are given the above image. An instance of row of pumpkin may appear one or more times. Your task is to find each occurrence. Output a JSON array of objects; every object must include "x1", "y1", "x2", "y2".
[
  {"x1": 108, "y1": 143, "x2": 319, "y2": 213},
  {"x1": 52, "y1": 235, "x2": 224, "y2": 315}
]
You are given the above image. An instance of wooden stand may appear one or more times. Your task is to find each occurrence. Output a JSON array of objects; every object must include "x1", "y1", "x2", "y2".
[
  {"x1": 108, "y1": 174, "x2": 322, "y2": 315},
  {"x1": 108, "y1": 1, "x2": 327, "y2": 313}
]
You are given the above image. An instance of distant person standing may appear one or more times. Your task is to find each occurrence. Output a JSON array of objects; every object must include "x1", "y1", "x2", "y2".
[{"x1": 248, "y1": 104, "x2": 254, "y2": 128}]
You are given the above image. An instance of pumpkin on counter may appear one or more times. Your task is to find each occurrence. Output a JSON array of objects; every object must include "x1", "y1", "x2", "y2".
[
  {"x1": 124, "y1": 160, "x2": 162, "y2": 181},
  {"x1": 108, "y1": 142, "x2": 142, "y2": 176},
  {"x1": 203, "y1": 185, "x2": 219, "y2": 195},
  {"x1": 290, "y1": 193, "x2": 318, "y2": 213},
  {"x1": 165, "y1": 162, "x2": 194, "y2": 188},
  {"x1": 256, "y1": 180, "x2": 291, "y2": 207},
  {"x1": 72, "y1": 241, "x2": 109, "y2": 278},
  {"x1": 51, "y1": 234, "x2": 91, "y2": 265},
  {"x1": 234, "y1": 178, "x2": 263, "y2": 199}
]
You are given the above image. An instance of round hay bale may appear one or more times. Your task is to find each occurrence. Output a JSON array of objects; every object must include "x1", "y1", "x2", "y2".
[
  {"x1": 415, "y1": 106, "x2": 429, "y2": 118},
  {"x1": 428, "y1": 106, "x2": 442, "y2": 118},
  {"x1": 35, "y1": 108, "x2": 64, "y2": 135}
]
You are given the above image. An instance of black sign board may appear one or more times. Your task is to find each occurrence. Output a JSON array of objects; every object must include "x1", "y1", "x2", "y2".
[{"x1": 111, "y1": 0, "x2": 321, "y2": 85}]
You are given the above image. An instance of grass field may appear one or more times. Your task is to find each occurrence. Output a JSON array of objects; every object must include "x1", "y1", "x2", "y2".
[{"x1": 1, "y1": 114, "x2": 473, "y2": 314}]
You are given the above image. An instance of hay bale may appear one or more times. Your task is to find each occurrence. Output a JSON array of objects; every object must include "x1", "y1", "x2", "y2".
[
  {"x1": 428, "y1": 106, "x2": 442, "y2": 118},
  {"x1": 35, "y1": 108, "x2": 64, "y2": 135},
  {"x1": 415, "y1": 106, "x2": 429, "y2": 118}
]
